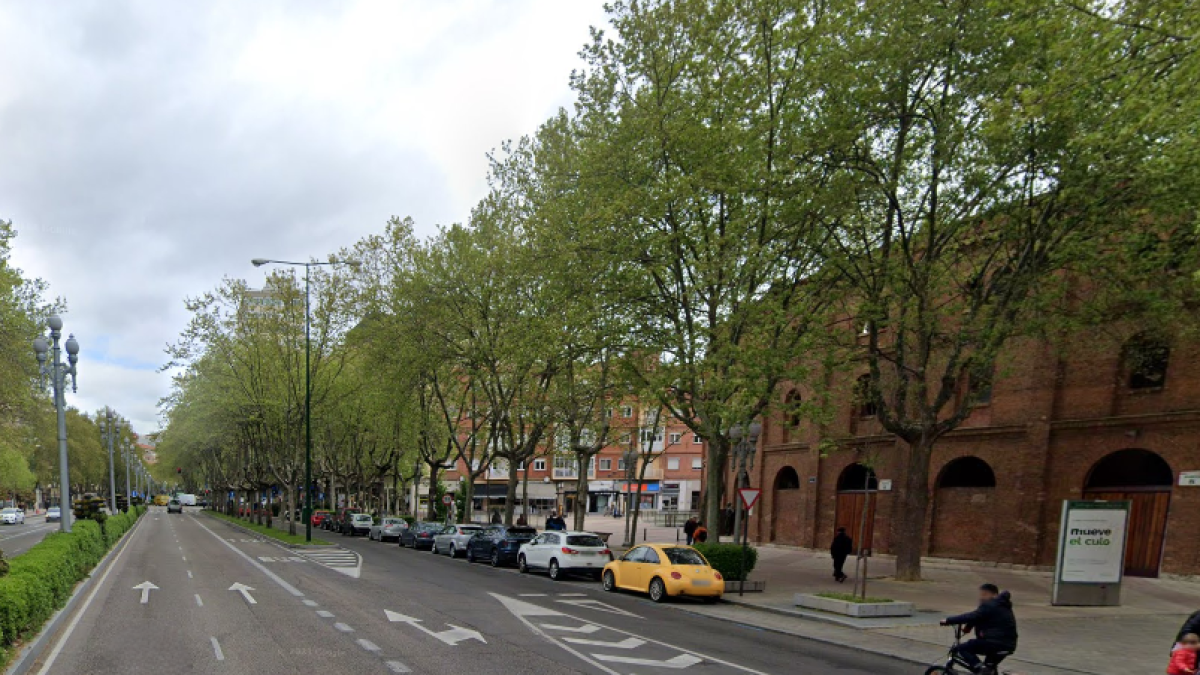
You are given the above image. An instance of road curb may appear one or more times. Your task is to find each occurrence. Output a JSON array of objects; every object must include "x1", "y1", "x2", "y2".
[
  {"x1": 201, "y1": 512, "x2": 336, "y2": 548},
  {"x1": 4, "y1": 512, "x2": 146, "y2": 675}
]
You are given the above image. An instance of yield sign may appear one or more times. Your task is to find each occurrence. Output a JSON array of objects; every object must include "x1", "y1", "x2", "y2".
[{"x1": 738, "y1": 488, "x2": 761, "y2": 511}]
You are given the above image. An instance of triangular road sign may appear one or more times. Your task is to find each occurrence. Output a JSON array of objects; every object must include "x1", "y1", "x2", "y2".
[{"x1": 738, "y1": 488, "x2": 761, "y2": 511}]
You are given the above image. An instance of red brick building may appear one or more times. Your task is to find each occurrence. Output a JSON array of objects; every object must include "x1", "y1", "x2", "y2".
[{"x1": 737, "y1": 329, "x2": 1200, "y2": 577}]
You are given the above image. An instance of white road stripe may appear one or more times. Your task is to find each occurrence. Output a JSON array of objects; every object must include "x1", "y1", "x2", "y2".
[
  {"x1": 210, "y1": 636, "x2": 225, "y2": 661},
  {"x1": 334, "y1": 623, "x2": 354, "y2": 633},
  {"x1": 356, "y1": 639, "x2": 380, "y2": 653},
  {"x1": 385, "y1": 660, "x2": 412, "y2": 673},
  {"x1": 187, "y1": 570, "x2": 193, "y2": 579},
  {"x1": 302, "y1": 599, "x2": 318, "y2": 607},
  {"x1": 195, "y1": 594, "x2": 203, "y2": 607},
  {"x1": 316, "y1": 610, "x2": 334, "y2": 618},
  {"x1": 193, "y1": 518, "x2": 305, "y2": 597}
]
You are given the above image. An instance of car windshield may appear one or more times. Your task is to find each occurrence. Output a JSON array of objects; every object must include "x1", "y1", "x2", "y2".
[
  {"x1": 382, "y1": 518, "x2": 403, "y2": 525},
  {"x1": 1, "y1": 508, "x2": 17, "y2": 514},
  {"x1": 664, "y1": 547, "x2": 708, "y2": 566},
  {"x1": 48, "y1": 508, "x2": 59, "y2": 512},
  {"x1": 353, "y1": 515, "x2": 372, "y2": 521},
  {"x1": 566, "y1": 535, "x2": 606, "y2": 547},
  {"x1": 459, "y1": 526, "x2": 481, "y2": 532},
  {"x1": 415, "y1": 523, "x2": 439, "y2": 532},
  {"x1": 506, "y1": 528, "x2": 536, "y2": 538}
]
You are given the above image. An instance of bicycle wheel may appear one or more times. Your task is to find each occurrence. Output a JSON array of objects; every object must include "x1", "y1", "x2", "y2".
[{"x1": 924, "y1": 667, "x2": 950, "y2": 675}]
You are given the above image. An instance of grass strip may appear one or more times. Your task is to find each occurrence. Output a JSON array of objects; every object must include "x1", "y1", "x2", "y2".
[
  {"x1": 815, "y1": 591, "x2": 895, "y2": 603},
  {"x1": 206, "y1": 510, "x2": 329, "y2": 546}
]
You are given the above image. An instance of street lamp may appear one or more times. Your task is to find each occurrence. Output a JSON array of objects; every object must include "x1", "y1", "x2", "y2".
[
  {"x1": 99, "y1": 409, "x2": 119, "y2": 513},
  {"x1": 33, "y1": 315, "x2": 79, "y2": 533},
  {"x1": 728, "y1": 422, "x2": 762, "y2": 543},
  {"x1": 251, "y1": 256, "x2": 358, "y2": 543}
]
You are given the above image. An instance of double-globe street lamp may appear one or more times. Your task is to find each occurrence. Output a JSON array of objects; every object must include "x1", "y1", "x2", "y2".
[
  {"x1": 251, "y1": 257, "x2": 357, "y2": 543},
  {"x1": 99, "y1": 409, "x2": 120, "y2": 513},
  {"x1": 32, "y1": 315, "x2": 79, "y2": 533}
]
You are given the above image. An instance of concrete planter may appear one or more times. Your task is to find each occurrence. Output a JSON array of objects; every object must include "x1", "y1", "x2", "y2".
[
  {"x1": 793, "y1": 593, "x2": 914, "y2": 618},
  {"x1": 724, "y1": 580, "x2": 766, "y2": 593}
]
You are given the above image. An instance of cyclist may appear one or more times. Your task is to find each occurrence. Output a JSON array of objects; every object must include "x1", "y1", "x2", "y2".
[{"x1": 940, "y1": 583, "x2": 1018, "y2": 673}]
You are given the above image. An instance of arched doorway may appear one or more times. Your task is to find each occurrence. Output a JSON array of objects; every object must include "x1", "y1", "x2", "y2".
[
  {"x1": 1083, "y1": 449, "x2": 1172, "y2": 578},
  {"x1": 931, "y1": 457, "x2": 997, "y2": 559},
  {"x1": 835, "y1": 464, "x2": 877, "y2": 554},
  {"x1": 769, "y1": 467, "x2": 801, "y2": 543}
]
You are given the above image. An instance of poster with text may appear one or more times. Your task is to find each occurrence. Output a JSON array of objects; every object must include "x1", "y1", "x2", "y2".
[{"x1": 1058, "y1": 501, "x2": 1130, "y2": 584}]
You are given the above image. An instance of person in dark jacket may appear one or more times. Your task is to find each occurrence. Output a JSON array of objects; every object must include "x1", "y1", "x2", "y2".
[
  {"x1": 941, "y1": 584, "x2": 1018, "y2": 672},
  {"x1": 830, "y1": 527, "x2": 853, "y2": 583},
  {"x1": 683, "y1": 516, "x2": 699, "y2": 545}
]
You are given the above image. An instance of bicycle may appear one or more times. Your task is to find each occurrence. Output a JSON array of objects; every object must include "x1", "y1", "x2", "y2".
[{"x1": 924, "y1": 625, "x2": 1012, "y2": 674}]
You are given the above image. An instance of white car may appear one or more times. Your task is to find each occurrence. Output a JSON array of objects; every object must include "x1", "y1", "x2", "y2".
[
  {"x1": 519, "y1": 531, "x2": 611, "y2": 580},
  {"x1": 46, "y1": 507, "x2": 62, "y2": 522},
  {"x1": 0, "y1": 508, "x2": 25, "y2": 525},
  {"x1": 432, "y1": 524, "x2": 482, "y2": 558}
]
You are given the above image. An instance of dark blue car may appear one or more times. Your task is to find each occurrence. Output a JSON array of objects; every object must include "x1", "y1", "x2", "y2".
[{"x1": 465, "y1": 525, "x2": 538, "y2": 567}]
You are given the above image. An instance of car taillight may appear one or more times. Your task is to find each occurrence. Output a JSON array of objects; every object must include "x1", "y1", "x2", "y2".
[
  {"x1": 561, "y1": 547, "x2": 579, "y2": 555},
  {"x1": 670, "y1": 571, "x2": 683, "y2": 580},
  {"x1": 714, "y1": 571, "x2": 723, "y2": 581},
  {"x1": 600, "y1": 549, "x2": 611, "y2": 556}
]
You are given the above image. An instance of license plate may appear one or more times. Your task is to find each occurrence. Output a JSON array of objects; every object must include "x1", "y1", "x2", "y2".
[{"x1": 692, "y1": 579, "x2": 711, "y2": 587}]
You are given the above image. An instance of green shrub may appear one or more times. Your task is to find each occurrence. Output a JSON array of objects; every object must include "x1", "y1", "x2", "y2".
[
  {"x1": 693, "y1": 543, "x2": 758, "y2": 581},
  {"x1": 815, "y1": 591, "x2": 894, "y2": 603},
  {"x1": 0, "y1": 507, "x2": 141, "y2": 658}
]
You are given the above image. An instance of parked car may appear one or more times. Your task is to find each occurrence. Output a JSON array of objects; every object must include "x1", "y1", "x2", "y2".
[
  {"x1": 601, "y1": 543, "x2": 723, "y2": 603},
  {"x1": 332, "y1": 509, "x2": 362, "y2": 534},
  {"x1": 167, "y1": 500, "x2": 183, "y2": 514},
  {"x1": 519, "y1": 531, "x2": 611, "y2": 580},
  {"x1": 465, "y1": 525, "x2": 538, "y2": 567},
  {"x1": 0, "y1": 508, "x2": 24, "y2": 525},
  {"x1": 344, "y1": 513, "x2": 374, "y2": 536},
  {"x1": 398, "y1": 522, "x2": 441, "y2": 550},
  {"x1": 310, "y1": 510, "x2": 333, "y2": 528},
  {"x1": 46, "y1": 507, "x2": 61, "y2": 522},
  {"x1": 369, "y1": 517, "x2": 407, "y2": 542},
  {"x1": 432, "y1": 524, "x2": 483, "y2": 558}
]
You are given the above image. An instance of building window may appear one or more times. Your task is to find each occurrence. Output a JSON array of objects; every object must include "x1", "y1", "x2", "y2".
[
  {"x1": 621, "y1": 406, "x2": 634, "y2": 418},
  {"x1": 1123, "y1": 332, "x2": 1170, "y2": 390},
  {"x1": 516, "y1": 461, "x2": 525, "y2": 471},
  {"x1": 693, "y1": 434, "x2": 702, "y2": 444},
  {"x1": 854, "y1": 374, "x2": 878, "y2": 418},
  {"x1": 533, "y1": 459, "x2": 546, "y2": 471},
  {"x1": 599, "y1": 458, "x2": 612, "y2": 471},
  {"x1": 617, "y1": 458, "x2": 627, "y2": 471},
  {"x1": 668, "y1": 432, "x2": 682, "y2": 444},
  {"x1": 667, "y1": 458, "x2": 680, "y2": 470},
  {"x1": 691, "y1": 458, "x2": 702, "y2": 470},
  {"x1": 619, "y1": 433, "x2": 632, "y2": 444}
]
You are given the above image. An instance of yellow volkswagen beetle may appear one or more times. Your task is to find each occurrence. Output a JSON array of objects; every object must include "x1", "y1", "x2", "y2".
[{"x1": 601, "y1": 543, "x2": 724, "y2": 603}]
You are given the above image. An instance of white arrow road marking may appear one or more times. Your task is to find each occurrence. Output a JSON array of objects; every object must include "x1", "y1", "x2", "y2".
[
  {"x1": 132, "y1": 581, "x2": 158, "y2": 604},
  {"x1": 541, "y1": 623, "x2": 601, "y2": 634},
  {"x1": 593, "y1": 653, "x2": 703, "y2": 669},
  {"x1": 562, "y1": 636, "x2": 645, "y2": 649},
  {"x1": 384, "y1": 610, "x2": 487, "y2": 646},
  {"x1": 228, "y1": 582, "x2": 257, "y2": 604}
]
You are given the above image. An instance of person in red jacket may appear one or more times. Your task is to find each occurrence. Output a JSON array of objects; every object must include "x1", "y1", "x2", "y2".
[{"x1": 1168, "y1": 633, "x2": 1199, "y2": 675}]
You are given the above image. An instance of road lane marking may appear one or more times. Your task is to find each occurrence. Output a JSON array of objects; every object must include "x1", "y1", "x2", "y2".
[
  {"x1": 555, "y1": 598, "x2": 639, "y2": 618},
  {"x1": 541, "y1": 623, "x2": 601, "y2": 634},
  {"x1": 187, "y1": 570, "x2": 193, "y2": 579},
  {"x1": 316, "y1": 610, "x2": 334, "y2": 618},
  {"x1": 229, "y1": 583, "x2": 257, "y2": 604},
  {"x1": 356, "y1": 639, "x2": 380, "y2": 653},
  {"x1": 596, "y1": 653, "x2": 703, "y2": 668},
  {"x1": 562, "y1": 636, "x2": 645, "y2": 649},
  {"x1": 520, "y1": 593, "x2": 548, "y2": 597},
  {"x1": 35, "y1": 514, "x2": 144, "y2": 675},
  {"x1": 334, "y1": 623, "x2": 354, "y2": 633},
  {"x1": 302, "y1": 599, "x2": 318, "y2": 607},
  {"x1": 210, "y1": 636, "x2": 225, "y2": 661},
  {"x1": 195, "y1": 594, "x2": 203, "y2": 607},
  {"x1": 132, "y1": 581, "x2": 159, "y2": 604},
  {"x1": 385, "y1": 660, "x2": 412, "y2": 673},
  {"x1": 181, "y1": 556, "x2": 186, "y2": 561},
  {"x1": 556, "y1": 593, "x2": 587, "y2": 597},
  {"x1": 385, "y1": 610, "x2": 486, "y2": 646},
  {"x1": 193, "y1": 518, "x2": 305, "y2": 596}
]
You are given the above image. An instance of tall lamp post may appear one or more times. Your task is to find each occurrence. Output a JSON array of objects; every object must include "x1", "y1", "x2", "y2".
[
  {"x1": 33, "y1": 315, "x2": 79, "y2": 533},
  {"x1": 251, "y1": 257, "x2": 358, "y2": 543},
  {"x1": 99, "y1": 409, "x2": 119, "y2": 513}
]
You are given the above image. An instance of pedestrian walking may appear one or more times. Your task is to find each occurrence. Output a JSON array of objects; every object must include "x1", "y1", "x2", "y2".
[
  {"x1": 490, "y1": 509, "x2": 502, "y2": 524},
  {"x1": 831, "y1": 527, "x2": 853, "y2": 583},
  {"x1": 683, "y1": 516, "x2": 698, "y2": 545},
  {"x1": 721, "y1": 503, "x2": 735, "y2": 536},
  {"x1": 693, "y1": 522, "x2": 709, "y2": 544}
]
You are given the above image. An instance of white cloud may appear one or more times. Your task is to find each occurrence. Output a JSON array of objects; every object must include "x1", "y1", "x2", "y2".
[{"x1": 1, "y1": 0, "x2": 609, "y2": 434}]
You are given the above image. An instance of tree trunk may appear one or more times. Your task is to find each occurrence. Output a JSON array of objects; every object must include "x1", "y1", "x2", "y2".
[
  {"x1": 704, "y1": 439, "x2": 727, "y2": 541},
  {"x1": 426, "y1": 466, "x2": 441, "y2": 520},
  {"x1": 503, "y1": 473, "x2": 519, "y2": 525},
  {"x1": 286, "y1": 488, "x2": 297, "y2": 536},
  {"x1": 892, "y1": 436, "x2": 934, "y2": 581},
  {"x1": 573, "y1": 456, "x2": 589, "y2": 531}
]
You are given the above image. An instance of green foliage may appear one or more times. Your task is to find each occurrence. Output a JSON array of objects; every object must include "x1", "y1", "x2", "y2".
[
  {"x1": 693, "y1": 543, "x2": 758, "y2": 582},
  {"x1": 206, "y1": 511, "x2": 329, "y2": 546},
  {"x1": 0, "y1": 509, "x2": 142, "y2": 664},
  {"x1": 815, "y1": 592, "x2": 893, "y2": 604}
]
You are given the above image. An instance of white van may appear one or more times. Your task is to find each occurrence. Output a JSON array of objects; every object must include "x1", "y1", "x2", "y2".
[{"x1": 176, "y1": 493, "x2": 197, "y2": 506}]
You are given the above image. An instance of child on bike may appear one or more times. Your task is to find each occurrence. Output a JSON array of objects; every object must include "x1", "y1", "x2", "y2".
[
  {"x1": 1169, "y1": 633, "x2": 1199, "y2": 675},
  {"x1": 941, "y1": 583, "x2": 1018, "y2": 673}
]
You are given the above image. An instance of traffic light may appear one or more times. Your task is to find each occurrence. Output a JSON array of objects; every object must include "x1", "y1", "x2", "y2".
[{"x1": 177, "y1": 467, "x2": 182, "y2": 474}]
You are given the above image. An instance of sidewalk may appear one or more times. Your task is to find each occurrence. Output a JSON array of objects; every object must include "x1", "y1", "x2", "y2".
[{"x1": 685, "y1": 544, "x2": 1194, "y2": 675}]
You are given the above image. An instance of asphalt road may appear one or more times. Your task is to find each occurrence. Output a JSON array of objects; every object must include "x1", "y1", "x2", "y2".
[
  {"x1": 0, "y1": 514, "x2": 64, "y2": 558},
  {"x1": 29, "y1": 508, "x2": 911, "y2": 674}
]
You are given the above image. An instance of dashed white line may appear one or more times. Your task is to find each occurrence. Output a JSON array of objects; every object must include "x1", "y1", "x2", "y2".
[
  {"x1": 333, "y1": 623, "x2": 354, "y2": 633},
  {"x1": 210, "y1": 636, "x2": 225, "y2": 661},
  {"x1": 316, "y1": 610, "x2": 334, "y2": 618},
  {"x1": 195, "y1": 594, "x2": 203, "y2": 607},
  {"x1": 520, "y1": 593, "x2": 548, "y2": 597},
  {"x1": 385, "y1": 661, "x2": 412, "y2": 673},
  {"x1": 556, "y1": 593, "x2": 587, "y2": 597},
  {"x1": 181, "y1": 556, "x2": 186, "y2": 561},
  {"x1": 302, "y1": 599, "x2": 318, "y2": 607},
  {"x1": 187, "y1": 570, "x2": 193, "y2": 579},
  {"x1": 356, "y1": 639, "x2": 380, "y2": 653}
]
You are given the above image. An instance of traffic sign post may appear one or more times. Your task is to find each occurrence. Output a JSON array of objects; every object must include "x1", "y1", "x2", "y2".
[
  {"x1": 442, "y1": 493, "x2": 454, "y2": 523},
  {"x1": 736, "y1": 488, "x2": 761, "y2": 596}
]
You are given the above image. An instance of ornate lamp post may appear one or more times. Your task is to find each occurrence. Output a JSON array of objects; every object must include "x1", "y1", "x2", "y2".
[
  {"x1": 99, "y1": 409, "x2": 120, "y2": 513},
  {"x1": 33, "y1": 315, "x2": 79, "y2": 533}
]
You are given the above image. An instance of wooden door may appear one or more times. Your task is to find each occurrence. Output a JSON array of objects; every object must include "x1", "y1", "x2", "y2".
[
  {"x1": 1083, "y1": 490, "x2": 1170, "y2": 578},
  {"x1": 835, "y1": 492, "x2": 876, "y2": 554}
]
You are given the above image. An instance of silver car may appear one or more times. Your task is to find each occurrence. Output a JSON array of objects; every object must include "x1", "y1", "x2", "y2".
[
  {"x1": 432, "y1": 524, "x2": 482, "y2": 558},
  {"x1": 369, "y1": 517, "x2": 408, "y2": 542},
  {"x1": 0, "y1": 508, "x2": 24, "y2": 525}
]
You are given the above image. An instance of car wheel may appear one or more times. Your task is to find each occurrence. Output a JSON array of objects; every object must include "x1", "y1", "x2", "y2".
[
  {"x1": 602, "y1": 570, "x2": 617, "y2": 592},
  {"x1": 518, "y1": 555, "x2": 528, "y2": 574},
  {"x1": 431, "y1": 542, "x2": 439, "y2": 555},
  {"x1": 466, "y1": 548, "x2": 476, "y2": 563},
  {"x1": 649, "y1": 578, "x2": 668, "y2": 603},
  {"x1": 398, "y1": 537, "x2": 406, "y2": 548},
  {"x1": 490, "y1": 549, "x2": 500, "y2": 568},
  {"x1": 548, "y1": 559, "x2": 561, "y2": 581},
  {"x1": 449, "y1": 544, "x2": 458, "y2": 558}
]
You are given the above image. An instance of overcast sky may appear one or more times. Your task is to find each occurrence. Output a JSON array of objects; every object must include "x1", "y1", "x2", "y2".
[{"x1": 1, "y1": 0, "x2": 608, "y2": 437}]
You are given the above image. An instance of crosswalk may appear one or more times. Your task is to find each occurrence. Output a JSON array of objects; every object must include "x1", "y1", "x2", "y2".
[{"x1": 300, "y1": 549, "x2": 362, "y2": 578}]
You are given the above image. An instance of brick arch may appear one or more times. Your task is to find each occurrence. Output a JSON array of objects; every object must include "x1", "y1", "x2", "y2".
[
  {"x1": 930, "y1": 456, "x2": 998, "y2": 560},
  {"x1": 769, "y1": 465, "x2": 802, "y2": 544},
  {"x1": 1083, "y1": 448, "x2": 1172, "y2": 577}
]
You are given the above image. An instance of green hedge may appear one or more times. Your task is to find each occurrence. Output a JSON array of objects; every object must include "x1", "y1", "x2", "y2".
[
  {"x1": 0, "y1": 508, "x2": 143, "y2": 666},
  {"x1": 693, "y1": 543, "x2": 759, "y2": 582}
]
